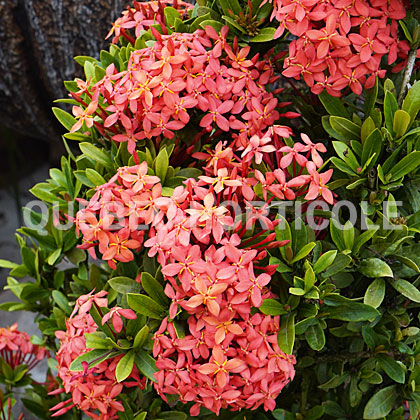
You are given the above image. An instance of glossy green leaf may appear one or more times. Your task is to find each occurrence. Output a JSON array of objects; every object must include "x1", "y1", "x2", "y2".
[
  {"x1": 363, "y1": 385, "x2": 397, "y2": 419},
  {"x1": 364, "y1": 278, "x2": 385, "y2": 308},
  {"x1": 292, "y1": 242, "x2": 315, "y2": 263},
  {"x1": 141, "y1": 272, "x2": 168, "y2": 307},
  {"x1": 80, "y1": 142, "x2": 113, "y2": 168},
  {"x1": 109, "y1": 277, "x2": 141, "y2": 294},
  {"x1": 313, "y1": 250, "x2": 337, "y2": 274},
  {"x1": 384, "y1": 90, "x2": 398, "y2": 136},
  {"x1": 277, "y1": 313, "x2": 295, "y2": 354},
  {"x1": 116, "y1": 350, "x2": 135, "y2": 382},
  {"x1": 135, "y1": 350, "x2": 158, "y2": 382},
  {"x1": 69, "y1": 349, "x2": 115, "y2": 371},
  {"x1": 361, "y1": 128, "x2": 382, "y2": 168},
  {"x1": 364, "y1": 78, "x2": 378, "y2": 116},
  {"x1": 402, "y1": 80, "x2": 420, "y2": 126},
  {"x1": 359, "y1": 258, "x2": 393, "y2": 278},
  {"x1": 250, "y1": 27, "x2": 276, "y2": 42},
  {"x1": 393, "y1": 109, "x2": 411, "y2": 138},
  {"x1": 326, "y1": 302, "x2": 380, "y2": 322},
  {"x1": 52, "y1": 290, "x2": 72, "y2": 315},
  {"x1": 133, "y1": 325, "x2": 149, "y2": 349},
  {"x1": 305, "y1": 323, "x2": 325, "y2": 351},
  {"x1": 52, "y1": 107, "x2": 77, "y2": 131},
  {"x1": 377, "y1": 355, "x2": 405, "y2": 384},
  {"x1": 330, "y1": 116, "x2": 360, "y2": 140},
  {"x1": 332, "y1": 141, "x2": 360, "y2": 172},
  {"x1": 387, "y1": 152, "x2": 420, "y2": 182},
  {"x1": 259, "y1": 298, "x2": 288, "y2": 315},
  {"x1": 154, "y1": 148, "x2": 169, "y2": 183},
  {"x1": 127, "y1": 293, "x2": 166, "y2": 319},
  {"x1": 391, "y1": 278, "x2": 420, "y2": 303},
  {"x1": 319, "y1": 91, "x2": 350, "y2": 118}
]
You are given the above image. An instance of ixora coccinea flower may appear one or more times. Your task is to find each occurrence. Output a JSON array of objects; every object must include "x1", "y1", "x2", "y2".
[
  {"x1": 271, "y1": 0, "x2": 408, "y2": 95},
  {"x1": 70, "y1": 124, "x2": 332, "y2": 415},
  {"x1": 68, "y1": 25, "x2": 297, "y2": 162}
]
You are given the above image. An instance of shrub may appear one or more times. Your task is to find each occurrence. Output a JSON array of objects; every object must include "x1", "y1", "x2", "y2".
[{"x1": 2, "y1": 0, "x2": 420, "y2": 419}]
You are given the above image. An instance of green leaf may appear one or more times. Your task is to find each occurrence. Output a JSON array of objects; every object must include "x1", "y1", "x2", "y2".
[
  {"x1": 69, "y1": 349, "x2": 115, "y2": 371},
  {"x1": 116, "y1": 350, "x2": 135, "y2": 382},
  {"x1": 393, "y1": 109, "x2": 411, "y2": 138},
  {"x1": 277, "y1": 313, "x2": 295, "y2": 354},
  {"x1": 361, "y1": 128, "x2": 382, "y2": 169},
  {"x1": 218, "y1": 0, "x2": 241, "y2": 15},
  {"x1": 154, "y1": 148, "x2": 169, "y2": 183},
  {"x1": 342, "y1": 221, "x2": 355, "y2": 250},
  {"x1": 359, "y1": 258, "x2": 393, "y2": 278},
  {"x1": 141, "y1": 272, "x2": 168, "y2": 307},
  {"x1": 159, "y1": 412, "x2": 188, "y2": 420},
  {"x1": 259, "y1": 298, "x2": 288, "y2": 315},
  {"x1": 319, "y1": 91, "x2": 350, "y2": 118},
  {"x1": 377, "y1": 355, "x2": 405, "y2": 384},
  {"x1": 330, "y1": 219, "x2": 346, "y2": 251},
  {"x1": 364, "y1": 278, "x2": 385, "y2": 308},
  {"x1": 164, "y1": 7, "x2": 181, "y2": 27},
  {"x1": 305, "y1": 323, "x2": 325, "y2": 351},
  {"x1": 80, "y1": 142, "x2": 113, "y2": 168},
  {"x1": 332, "y1": 141, "x2": 360, "y2": 172},
  {"x1": 326, "y1": 302, "x2": 380, "y2": 322},
  {"x1": 52, "y1": 107, "x2": 77, "y2": 131},
  {"x1": 85, "y1": 168, "x2": 106, "y2": 186},
  {"x1": 127, "y1": 294, "x2": 166, "y2": 319},
  {"x1": 200, "y1": 20, "x2": 224, "y2": 32},
  {"x1": 109, "y1": 277, "x2": 141, "y2": 294},
  {"x1": 52, "y1": 290, "x2": 72, "y2": 315},
  {"x1": 322, "y1": 253, "x2": 352, "y2": 277},
  {"x1": 353, "y1": 227, "x2": 378, "y2": 255},
  {"x1": 250, "y1": 27, "x2": 276, "y2": 42},
  {"x1": 133, "y1": 325, "x2": 149, "y2": 349},
  {"x1": 330, "y1": 116, "x2": 360, "y2": 140},
  {"x1": 275, "y1": 215, "x2": 292, "y2": 262},
  {"x1": 85, "y1": 333, "x2": 113, "y2": 350},
  {"x1": 135, "y1": 350, "x2": 158, "y2": 382},
  {"x1": 222, "y1": 15, "x2": 247, "y2": 33},
  {"x1": 0, "y1": 259, "x2": 18, "y2": 269},
  {"x1": 364, "y1": 78, "x2": 378, "y2": 116},
  {"x1": 313, "y1": 250, "x2": 337, "y2": 274},
  {"x1": 292, "y1": 242, "x2": 315, "y2": 263},
  {"x1": 363, "y1": 385, "x2": 397, "y2": 419},
  {"x1": 387, "y1": 152, "x2": 420, "y2": 182},
  {"x1": 391, "y1": 278, "x2": 420, "y2": 303},
  {"x1": 384, "y1": 90, "x2": 398, "y2": 136},
  {"x1": 402, "y1": 80, "x2": 420, "y2": 126},
  {"x1": 303, "y1": 262, "x2": 316, "y2": 292}
]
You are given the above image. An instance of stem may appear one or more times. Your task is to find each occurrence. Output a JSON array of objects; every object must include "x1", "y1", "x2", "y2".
[{"x1": 398, "y1": 48, "x2": 418, "y2": 106}]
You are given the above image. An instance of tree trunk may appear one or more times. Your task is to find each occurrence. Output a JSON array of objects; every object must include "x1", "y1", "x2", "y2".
[{"x1": 0, "y1": 0, "x2": 125, "y2": 147}]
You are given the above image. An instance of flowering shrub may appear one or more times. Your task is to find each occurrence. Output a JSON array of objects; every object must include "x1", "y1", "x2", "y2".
[{"x1": 3, "y1": 0, "x2": 420, "y2": 420}]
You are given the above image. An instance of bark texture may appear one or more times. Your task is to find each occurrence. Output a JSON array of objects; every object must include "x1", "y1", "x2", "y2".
[{"x1": 0, "y1": 0, "x2": 125, "y2": 142}]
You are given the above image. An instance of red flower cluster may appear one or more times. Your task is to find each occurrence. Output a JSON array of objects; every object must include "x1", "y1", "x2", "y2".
[
  {"x1": 70, "y1": 27, "x2": 296, "y2": 159},
  {"x1": 0, "y1": 323, "x2": 48, "y2": 371},
  {"x1": 73, "y1": 123, "x2": 334, "y2": 414},
  {"x1": 106, "y1": 0, "x2": 193, "y2": 44},
  {"x1": 52, "y1": 291, "x2": 144, "y2": 419},
  {"x1": 268, "y1": 0, "x2": 407, "y2": 95}
]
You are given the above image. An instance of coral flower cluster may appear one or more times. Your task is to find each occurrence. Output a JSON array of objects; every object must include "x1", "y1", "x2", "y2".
[
  {"x1": 51, "y1": 291, "x2": 144, "y2": 419},
  {"x1": 106, "y1": 0, "x2": 193, "y2": 44},
  {"x1": 269, "y1": 0, "x2": 408, "y2": 95},
  {"x1": 73, "y1": 125, "x2": 333, "y2": 414},
  {"x1": 0, "y1": 323, "x2": 48, "y2": 371},
  {"x1": 69, "y1": 26, "x2": 297, "y2": 158}
]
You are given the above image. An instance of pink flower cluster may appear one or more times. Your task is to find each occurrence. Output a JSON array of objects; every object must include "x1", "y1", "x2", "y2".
[
  {"x1": 0, "y1": 323, "x2": 48, "y2": 371},
  {"x1": 73, "y1": 125, "x2": 334, "y2": 414},
  {"x1": 106, "y1": 0, "x2": 193, "y2": 44},
  {"x1": 268, "y1": 0, "x2": 407, "y2": 95},
  {"x1": 51, "y1": 291, "x2": 144, "y2": 419},
  {"x1": 75, "y1": 128, "x2": 333, "y2": 269},
  {"x1": 70, "y1": 27, "x2": 297, "y2": 159}
]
